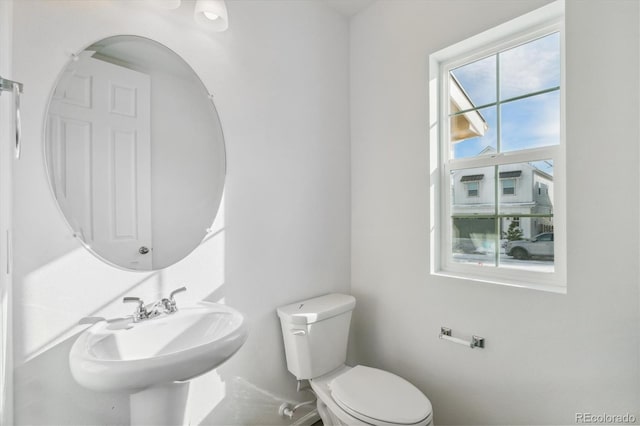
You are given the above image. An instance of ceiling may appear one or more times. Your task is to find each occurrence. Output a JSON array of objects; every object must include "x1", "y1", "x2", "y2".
[{"x1": 324, "y1": 0, "x2": 375, "y2": 17}]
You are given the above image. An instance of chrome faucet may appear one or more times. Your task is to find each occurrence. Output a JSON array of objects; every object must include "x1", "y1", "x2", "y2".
[
  {"x1": 158, "y1": 286, "x2": 187, "y2": 314},
  {"x1": 123, "y1": 297, "x2": 151, "y2": 322},
  {"x1": 123, "y1": 286, "x2": 188, "y2": 322}
]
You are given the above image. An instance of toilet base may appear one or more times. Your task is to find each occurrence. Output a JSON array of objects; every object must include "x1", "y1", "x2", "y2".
[{"x1": 316, "y1": 398, "x2": 347, "y2": 426}]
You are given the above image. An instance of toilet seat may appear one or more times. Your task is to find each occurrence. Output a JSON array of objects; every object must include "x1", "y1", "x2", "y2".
[{"x1": 330, "y1": 365, "x2": 432, "y2": 426}]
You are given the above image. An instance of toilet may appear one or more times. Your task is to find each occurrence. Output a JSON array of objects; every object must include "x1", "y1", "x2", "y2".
[{"x1": 277, "y1": 293, "x2": 433, "y2": 426}]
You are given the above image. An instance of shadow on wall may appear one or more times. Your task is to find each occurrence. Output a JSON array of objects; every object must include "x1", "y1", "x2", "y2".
[
  {"x1": 14, "y1": 333, "x2": 130, "y2": 425},
  {"x1": 18, "y1": 271, "x2": 165, "y2": 362}
]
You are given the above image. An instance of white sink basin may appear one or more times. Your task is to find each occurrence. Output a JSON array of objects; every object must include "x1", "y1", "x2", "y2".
[{"x1": 70, "y1": 301, "x2": 248, "y2": 392}]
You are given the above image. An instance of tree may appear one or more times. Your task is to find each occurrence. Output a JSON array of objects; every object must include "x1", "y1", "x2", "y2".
[{"x1": 505, "y1": 220, "x2": 524, "y2": 241}]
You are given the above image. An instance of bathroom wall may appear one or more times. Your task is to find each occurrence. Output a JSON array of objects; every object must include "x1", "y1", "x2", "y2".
[
  {"x1": 0, "y1": 1, "x2": 14, "y2": 424},
  {"x1": 350, "y1": 0, "x2": 640, "y2": 424},
  {"x1": 11, "y1": 0, "x2": 349, "y2": 424}
]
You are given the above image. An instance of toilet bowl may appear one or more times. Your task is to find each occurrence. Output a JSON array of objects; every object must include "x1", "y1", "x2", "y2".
[{"x1": 277, "y1": 293, "x2": 433, "y2": 426}]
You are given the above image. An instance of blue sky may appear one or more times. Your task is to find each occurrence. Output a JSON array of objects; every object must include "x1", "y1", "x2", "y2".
[{"x1": 450, "y1": 32, "x2": 560, "y2": 160}]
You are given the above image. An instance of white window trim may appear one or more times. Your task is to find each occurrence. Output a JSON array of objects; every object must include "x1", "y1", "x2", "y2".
[{"x1": 429, "y1": 1, "x2": 566, "y2": 293}]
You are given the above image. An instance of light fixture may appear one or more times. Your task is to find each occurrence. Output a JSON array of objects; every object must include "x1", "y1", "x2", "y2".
[
  {"x1": 151, "y1": 0, "x2": 181, "y2": 10},
  {"x1": 194, "y1": 0, "x2": 228, "y2": 32}
]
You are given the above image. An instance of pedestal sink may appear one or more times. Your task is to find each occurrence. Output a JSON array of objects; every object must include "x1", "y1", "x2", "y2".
[{"x1": 69, "y1": 301, "x2": 248, "y2": 425}]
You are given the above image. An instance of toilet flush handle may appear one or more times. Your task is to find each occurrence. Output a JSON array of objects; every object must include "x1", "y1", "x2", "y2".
[{"x1": 291, "y1": 329, "x2": 306, "y2": 336}]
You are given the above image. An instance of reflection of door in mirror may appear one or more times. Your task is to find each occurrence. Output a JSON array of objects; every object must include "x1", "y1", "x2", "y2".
[{"x1": 47, "y1": 55, "x2": 152, "y2": 269}]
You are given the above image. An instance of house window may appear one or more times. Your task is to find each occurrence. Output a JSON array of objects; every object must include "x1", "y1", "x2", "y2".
[
  {"x1": 429, "y1": 2, "x2": 565, "y2": 291},
  {"x1": 501, "y1": 178, "x2": 516, "y2": 195},
  {"x1": 466, "y1": 182, "x2": 479, "y2": 197},
  {"x1": 461, "y1": 174, "x2": 483, "y2": 197}
]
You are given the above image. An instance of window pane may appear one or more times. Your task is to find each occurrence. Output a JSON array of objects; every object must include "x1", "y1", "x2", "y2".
[
  {"x1": 529, "y1": 159, "x2": 554, "y2": 180},
  {"x1": 452, "y1": 217, "x2": 497, "y2": 266},
  {"x1": 500, "y1": 90, "x2": 559, "y2": 152},
  {"x1": 502, "y1": 179, "x2": 515, "y2": 195},
  {"x1": 450, "y1": 55, "x2": 496, "y2": 107},
  {"x1": 498, "y1": 160, "x2": 554, "y2": 272},
  {"x1": 451, "y1": 166, "x2": 495, "y2": 211},
  {"x1": 466, "y1": 181, "x2": 479, "y2": 197},
  {"x1": 502, "y1": 216, "x2": 554, "y2": 273},
  {"x1": 499, "y1": 161, "x2": 553, "y2": 215},
  {"x1": 499, "y1": 32, "x2": 560, "y2": 100},
  {"x1": 451, "y1": 106, "x2": 496, "y2": 159}
]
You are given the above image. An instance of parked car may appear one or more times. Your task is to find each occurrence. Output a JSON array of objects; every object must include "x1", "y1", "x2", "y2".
[{"x1": 505, "y1": 232, "x2": 554, "y2": 260}]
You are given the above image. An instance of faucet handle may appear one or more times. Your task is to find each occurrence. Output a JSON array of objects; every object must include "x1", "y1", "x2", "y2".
[
  {"x1": 123, "y1": 296, "x2": 144, "y2": 308},
  {"x1": 123, "y1": 297, "x2": 147, "y2": 321},
  {"x1": 163, "y1": 286, "x2": 187, "y2": 314},
  {"x1": 169, "y1": 286, "x2": 187, "y2": 301}
]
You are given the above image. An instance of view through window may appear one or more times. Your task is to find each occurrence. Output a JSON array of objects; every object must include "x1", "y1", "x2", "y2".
[{"x1": 445, "y1": 31, "x2": 561, "y2": 275}]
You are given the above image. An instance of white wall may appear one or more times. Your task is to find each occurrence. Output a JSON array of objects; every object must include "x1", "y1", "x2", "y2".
[
  {"x1": 0, "y1": 1, "x2": 14, "y2": 424},
  {"x1": 350, "y1": 0, "x2": 640, "y2": 424},
  {"x1": 11, "y1": 0, "x2": 349, "y2": 424}
]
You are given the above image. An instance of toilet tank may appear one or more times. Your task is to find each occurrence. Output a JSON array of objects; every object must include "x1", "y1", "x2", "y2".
[{"x1": 277, "y1": 293, "x2": 356, "y2": 380}]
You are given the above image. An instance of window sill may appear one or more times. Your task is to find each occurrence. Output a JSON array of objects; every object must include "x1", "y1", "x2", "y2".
[{"x1": 432, "y1": 270, "x2": 567, "y2": 294}]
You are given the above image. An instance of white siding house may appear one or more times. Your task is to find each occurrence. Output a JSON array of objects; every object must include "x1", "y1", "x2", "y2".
[{"x1": 451, "y1": 151, "x2": 554, "y2": 241}]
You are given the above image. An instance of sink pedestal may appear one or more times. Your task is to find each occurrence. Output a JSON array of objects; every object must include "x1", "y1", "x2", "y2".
[{"x1": 130, "y1": 382, "x2": 189, "y2": 426}]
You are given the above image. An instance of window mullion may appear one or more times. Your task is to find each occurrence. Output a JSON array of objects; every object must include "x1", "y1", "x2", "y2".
[
  {"x1": 449, "y1": 86, "x2": 561, "y2": 118},
  {"x1": 448, "y1": 145, "x2": 558, "y2": 169}
]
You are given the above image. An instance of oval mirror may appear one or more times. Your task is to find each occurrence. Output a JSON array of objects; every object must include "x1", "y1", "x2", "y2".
[{"x1": 45, "y1": 35, "x2": 226, "y2": 271}]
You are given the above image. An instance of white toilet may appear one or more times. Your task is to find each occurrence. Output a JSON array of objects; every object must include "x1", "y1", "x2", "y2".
[{"x1": 277, "y1": 293, "x2": 433, "y2": 426}]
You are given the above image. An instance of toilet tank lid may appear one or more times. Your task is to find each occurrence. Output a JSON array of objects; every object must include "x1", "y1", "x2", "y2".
[{"x1": 277, "y1": 293, "x2": 356, "y2": 325}]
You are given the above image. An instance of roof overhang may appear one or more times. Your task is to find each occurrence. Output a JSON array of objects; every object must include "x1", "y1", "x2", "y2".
[{"x1": 449, "y1": 75, "x2": 488, "y2": 143}]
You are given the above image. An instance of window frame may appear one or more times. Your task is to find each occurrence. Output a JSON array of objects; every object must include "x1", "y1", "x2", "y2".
[{"x1": 429, "y1": 1, "x2": 566, "y2": 292}]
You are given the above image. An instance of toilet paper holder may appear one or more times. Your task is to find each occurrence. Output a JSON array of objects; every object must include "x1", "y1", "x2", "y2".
[{"x1": 439, "y1": 327, "x2": 485, "y2": 349}]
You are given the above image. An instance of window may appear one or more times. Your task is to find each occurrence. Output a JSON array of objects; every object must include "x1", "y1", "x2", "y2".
[
  {"x1": 536, "y1": 233, "x2": 553, "y2": 242},
  {"x1": 429, "y1": 2, "x2": 565, "y2": 291},
  {"x1": 501, "y1": 178, "x2": 516, "y2": 195},
  {"x1": 466, "y1": 181, "x2": 479, "y2": 197}
]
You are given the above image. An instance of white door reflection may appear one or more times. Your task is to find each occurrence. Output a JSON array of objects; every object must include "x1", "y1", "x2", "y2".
[{"x1": 49, "y1": 54, "x2": 153, "y2": 269}]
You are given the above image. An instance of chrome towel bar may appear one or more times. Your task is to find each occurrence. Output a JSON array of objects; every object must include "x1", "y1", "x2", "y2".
[
  {"x1": 0, "y1": 76, "x2": 22, "y2": 93},
  {"x1": 0, "y1": 75, "x2": 23, "y2": 159},
  {"x1": 439, "y1": 327, "x2": 485, "y2": 349}
]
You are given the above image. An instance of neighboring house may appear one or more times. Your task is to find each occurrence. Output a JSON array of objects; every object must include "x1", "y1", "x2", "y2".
[{"x1": 451, "y1": 149, "x2": 554, "y2": 240}]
